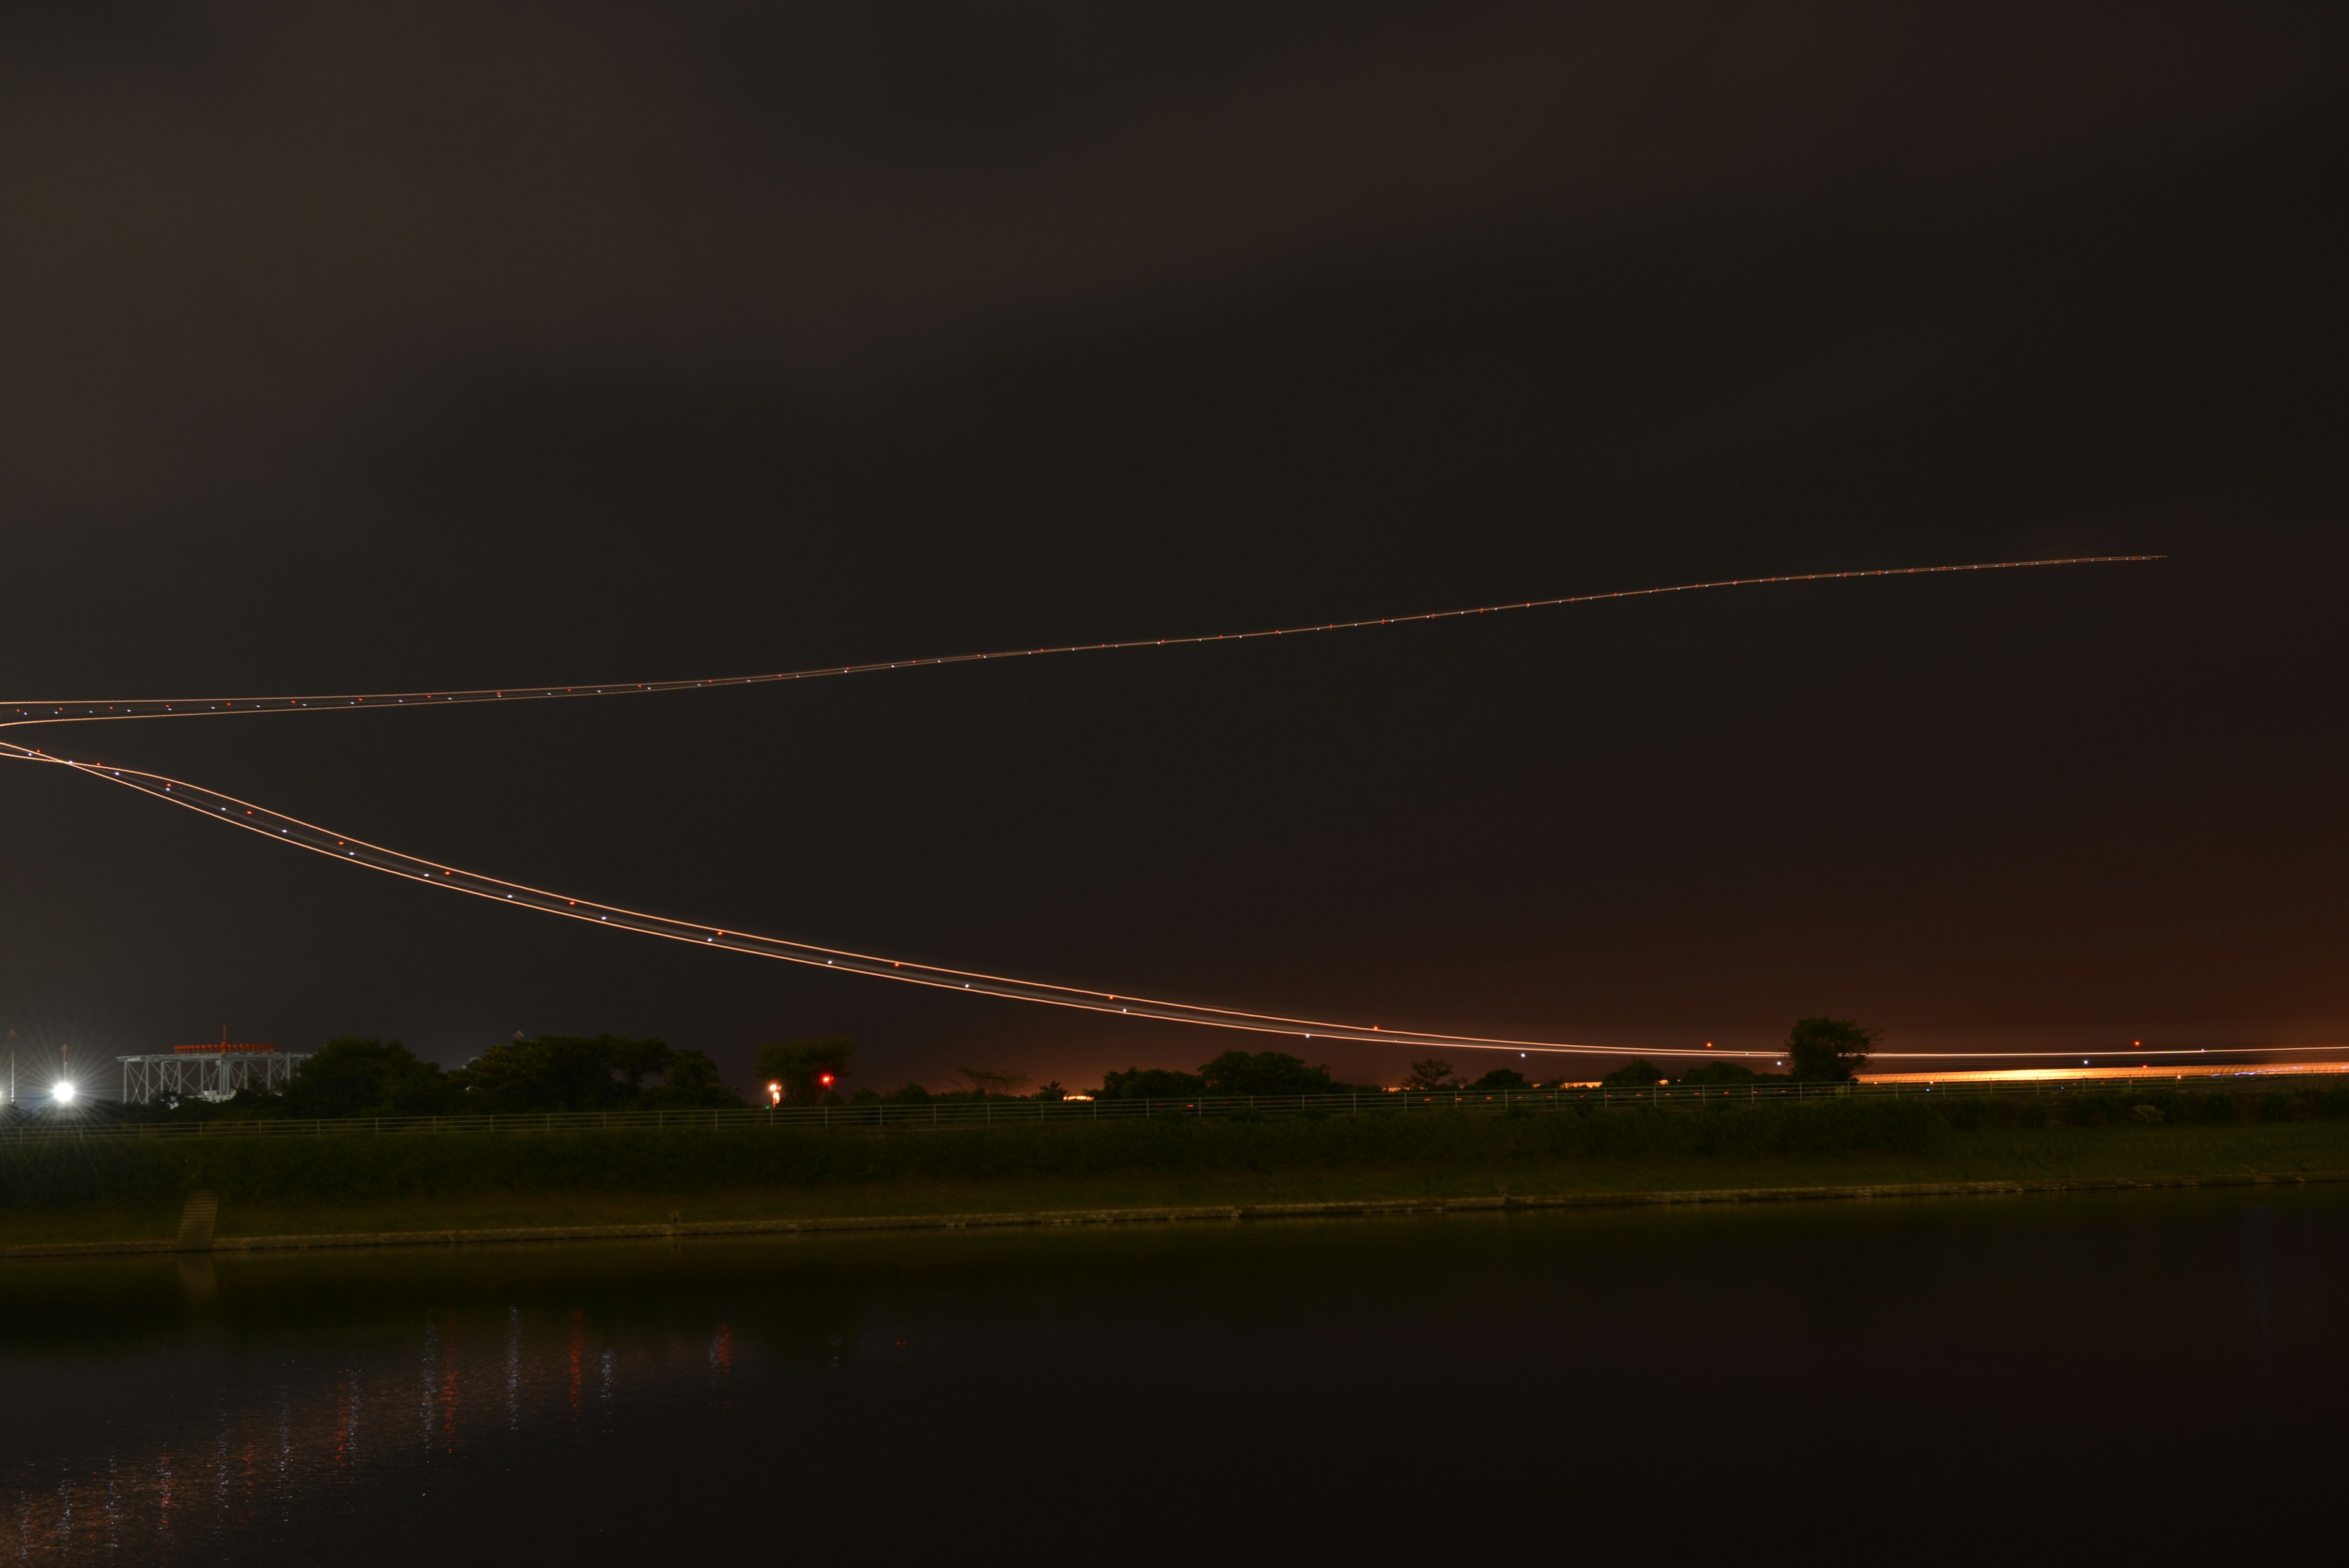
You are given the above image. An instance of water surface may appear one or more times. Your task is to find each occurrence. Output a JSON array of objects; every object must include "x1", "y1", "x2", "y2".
[{"x1": 4, "y1": 1185, "x2": 2341, "y2": 1562}]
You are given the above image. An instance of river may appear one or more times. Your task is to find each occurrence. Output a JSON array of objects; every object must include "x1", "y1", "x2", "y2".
[{"x1": 4, "y1": 1183, "x2": 2342, "y2": 1562}]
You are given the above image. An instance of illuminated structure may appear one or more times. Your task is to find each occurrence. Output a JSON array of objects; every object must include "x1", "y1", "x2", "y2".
[{"x1": 119, "y1": 1041, "x2": 305, "y2": 1104}]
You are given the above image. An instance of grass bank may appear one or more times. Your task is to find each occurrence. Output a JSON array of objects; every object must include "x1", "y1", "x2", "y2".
[{"x1": 6, "y1": 1096, "x2": 2349, "y2": 1249}]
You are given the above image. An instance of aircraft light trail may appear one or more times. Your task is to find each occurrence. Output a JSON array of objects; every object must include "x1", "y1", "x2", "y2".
[
  {"x1": 1, "y1": 555, "x2": 2158, "y2": 730},
  {"x1": 1, "y1": 554, "x2": 2170, "y2": 1060}
]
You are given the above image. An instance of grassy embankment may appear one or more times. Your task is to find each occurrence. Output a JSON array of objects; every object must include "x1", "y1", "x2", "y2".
[{"x1": 6, "y1": 1088, "x2": 2348, "y2": 1248}]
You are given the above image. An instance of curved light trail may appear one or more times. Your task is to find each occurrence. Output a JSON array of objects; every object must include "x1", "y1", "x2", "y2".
[
  {"x1": 0, "y1": 740, "x2": 1739, "y2": 1060},
  {"x1": 8, "y1": 738, "x2": 2284, "y2": 1063},
  {"x1": 1, "y1": 552, "x2": 2188, "y2": 1062},
  {"x1": 1, "y1": 555, "x2": 2158, "y2": 732}
]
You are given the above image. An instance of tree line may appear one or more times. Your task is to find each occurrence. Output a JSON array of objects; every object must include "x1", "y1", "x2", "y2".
[
  {"x1": 136, "y1": 1035, "x2": 741, "y2": 1120},
  {"x1": 125, "y1": 1017, "x2": 1879, "y2": 1120}
]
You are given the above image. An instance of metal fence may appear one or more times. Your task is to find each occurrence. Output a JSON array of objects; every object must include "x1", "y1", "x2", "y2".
[{"x1": 0, "y1": 1069, "x2": 2322, "y2": 1146}]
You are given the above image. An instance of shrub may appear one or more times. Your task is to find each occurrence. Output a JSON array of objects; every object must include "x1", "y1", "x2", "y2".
[
  {"x1": 2131, "y1": 1104, "x2": 2164, "y2": 1124},
  {"x1": 2190, "y1": 1092, "x2": 2238, "y2": 1125},
  {"x1": 1097, "y1": 1067, "x2": 1208, "y2": 1101},
  {"x1": 0, "y1": 1097, "x2": 1961, "y2": 1211},
  {"x1": 1200, "y1": 1050, "x2": 1336, "y2": 1096}
]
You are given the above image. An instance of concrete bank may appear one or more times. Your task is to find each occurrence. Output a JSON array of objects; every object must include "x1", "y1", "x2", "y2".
[{"x1": 6, "y1": 1167, "x2": 2347, "y2": 1263}]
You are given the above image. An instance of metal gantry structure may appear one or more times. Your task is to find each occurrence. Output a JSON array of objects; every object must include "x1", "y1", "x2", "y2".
[{"x1": 119, "y1": 1047, "x2": 306, "y2": 1105}]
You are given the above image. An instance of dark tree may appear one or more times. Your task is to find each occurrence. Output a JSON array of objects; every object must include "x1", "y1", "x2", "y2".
[
  {"x1": 1785, "y1": 1017, "x2": 1879, "y2": 1081},
  {"x1": 1199, "y1": 1050, "x2": 1335, "y2": 1096},
  {"x1": 1679, "y1": 1060, "x2": 1762, "y2": 1085},
  {"x1": 1600, "y1": 1057, "x2": 1672, "y2": 1088},
  {"x1": 756, "y1": 1037, "x2": 856, "y2": 1104},
  {"x1": 1096, "y1": 1066, "x2": 1208, "y2": 1099},
  {"x1": 959, "y1": 1066, "x2": 1033, "y2": 1098},
  {"x1": 1402, "y1": 1058, "x2": 1456, "y2": 1091},
  {"x1": 282, "y1": 1038, "x2": 455, "y2": 1118},
  {"x1": 642, "y1": 1048, "x2": 743, "y2": 1109},
  {"x1": 1466, "y1": 1067, "x2": 1529, "y2": 1091},
  {"x1": 456, "y1": 1035, "x2": 681, "y2": 1113}
]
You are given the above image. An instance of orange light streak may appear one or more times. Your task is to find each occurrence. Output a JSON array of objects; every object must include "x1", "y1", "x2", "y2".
[
  {"x1": 0, "y1": 556, "x2": 2159, "y2": 730},
  {"x1": 9, "y1": 737, "x2": 2309, "y2": 1063}
]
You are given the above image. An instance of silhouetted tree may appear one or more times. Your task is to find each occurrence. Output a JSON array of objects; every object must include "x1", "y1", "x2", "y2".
[
  {"x1": 283, "y1": 1039, "x2": 456, "y2": 1117},
  {"x1": 456, "y1": 1035, "x2": 681, "y2": 1113},
  {"x1": 1679, "y1": 1060, "x2": 1763, "y2": 1085},
  {"x1": 1600, "y1": 1057, "x2": 1672, "y2": 1088},
  {"x1": 1096, "y1": 1067, "x2": 1208, "y2": 1099},
  {"x1": 1785, "y1": 1017, "x2": 1878, "y2": 1082},
  {"x1": 958, "y1": 1066, "x2": 1031, "y2": 1098},
  {"x1": 641, "y1": 1048, "x2": 743, "y2": 1108},
  {"x1": 1466, "y1": 1067, "x2": 1528, "y2": 1091},
  {"x1": 1200, "y1": 1050, "x2": 1335, "y2": 1096},
  {"x1": 1403, "y1": 1058, "x2": 1457, "y2": 1091}
]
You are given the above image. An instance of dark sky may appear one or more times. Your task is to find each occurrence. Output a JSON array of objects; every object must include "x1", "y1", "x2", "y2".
[{"x1": 3, "y1": 1, "x2": 2343, "y2": 1093}]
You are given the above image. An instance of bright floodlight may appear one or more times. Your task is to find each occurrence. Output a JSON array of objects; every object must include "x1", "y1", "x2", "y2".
[{"x1": 51, "y1": 1081, "x2": 75, "y2": 1104}]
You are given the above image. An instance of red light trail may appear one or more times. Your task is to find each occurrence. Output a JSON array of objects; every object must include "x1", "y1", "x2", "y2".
[{"x1": 1, "y1": 554, "x2": 2180, "y2": 1061}]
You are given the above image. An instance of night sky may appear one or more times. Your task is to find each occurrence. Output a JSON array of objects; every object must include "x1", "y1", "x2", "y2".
[{"x1": 3, "y1": 2, "x2": 2343, "y2": 1094}]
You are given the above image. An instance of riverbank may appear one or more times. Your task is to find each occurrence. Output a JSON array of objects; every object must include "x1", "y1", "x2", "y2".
[{"x1": 6, "y1": 1115, "x2": 2348, "y2": 1257}]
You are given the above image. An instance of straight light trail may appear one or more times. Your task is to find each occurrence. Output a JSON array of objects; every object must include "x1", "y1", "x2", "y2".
[{"x1": 0, "y1": 555, "x2": 2159, "y2": 732}]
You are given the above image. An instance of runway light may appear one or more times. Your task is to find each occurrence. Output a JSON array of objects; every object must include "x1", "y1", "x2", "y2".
[
  {"x1": 766, "y1": 1081, "x2": 781, "y2": 1107},
  {"x1": 51, "y1": 1082, "x2": 75, "y2": 1104}
]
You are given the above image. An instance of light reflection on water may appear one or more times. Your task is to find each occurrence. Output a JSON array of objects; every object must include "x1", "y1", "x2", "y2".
[
  {"x1": 2, "y1": 1185, "x2": 2344, "y2": 1562},
  {"x1": 6, "y1": 1296, "x2": 747, "y2": 1560}
]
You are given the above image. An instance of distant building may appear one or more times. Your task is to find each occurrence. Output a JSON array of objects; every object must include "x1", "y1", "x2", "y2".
[{"x1": 118, "y1": 1042, "x2": 306, "y2": 1104}]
